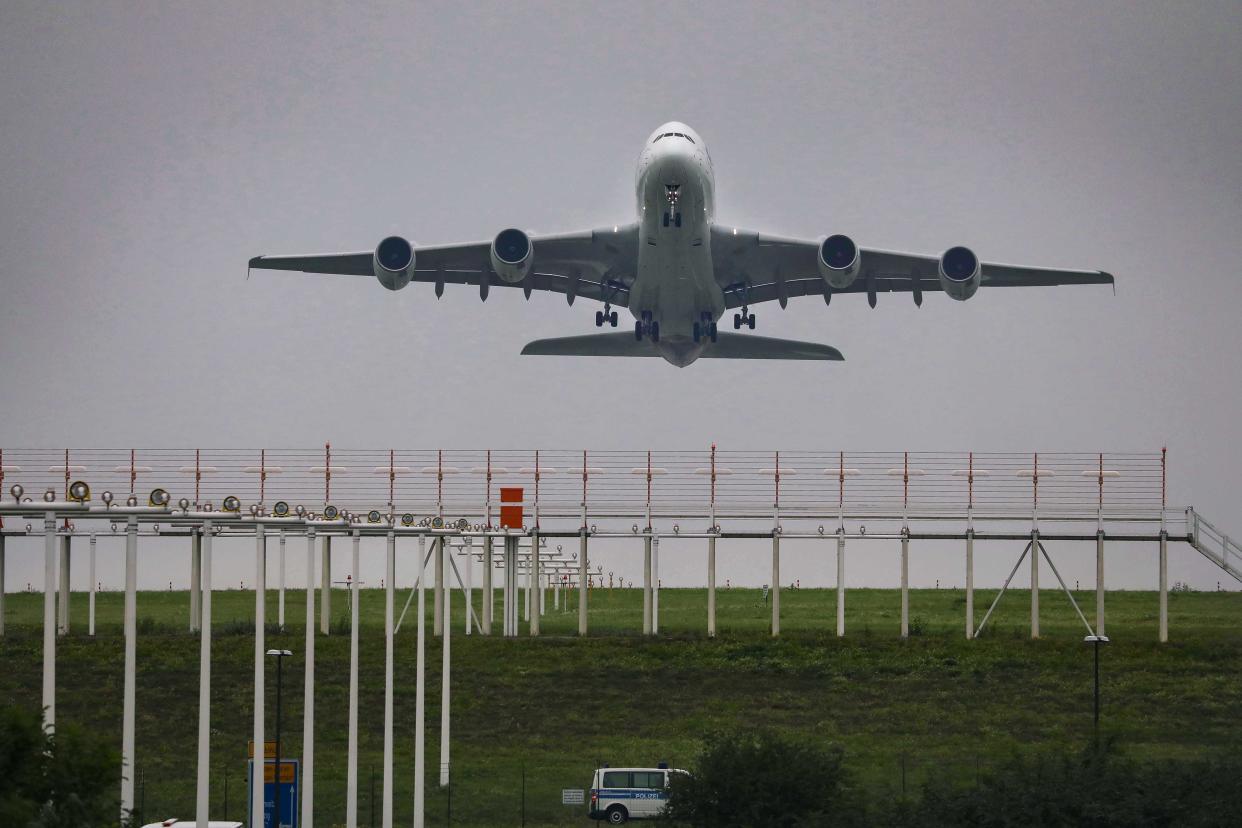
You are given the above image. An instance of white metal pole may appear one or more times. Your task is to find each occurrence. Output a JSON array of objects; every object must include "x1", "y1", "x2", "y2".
[
  {"x1": 383, "y1": 531, "x2": 395, "y2": 828},
  {"x1": 554, "y1": 572, "x2": 559, "y2": 610},
  {"x1": 465, "y1": 544, "x2": 473, "y2": 636},
  {"x1": 900, "y1": 533, "x2": 909, "y2": 638},
  {"x1": 320, "y1": 535, "x2": 332, "y2": 635},
  {"x1": 439, "y1": 538, "x2": 451, "y2": 788},
  {"x1": 434, "y1": 536, "x2": 444, "y2": 637},
  {"x1": 531, "y1": 533, "x2": 540, "y2": 636},
  {"x1": 836, "y1": 531, "x2": 845, "y2": 637},
  {"x1": 346, "y1": 531, "x2": 360, "y2": 828},
  {"x1": 414, "y1": 534, "x2": 427, "y2": 828},
  {"x1": 707, "y1": 535, "x2": 716, "y2": 638},
  {"x1": 643, "y1": 536, "x2": 652, "y2": 636},
  {"x1": 121, "y1": 515, "x2": 138, "y2": 818},
  {"x1": 190, "y1": 530, "x2": 201, "y2": 633},
  {"x1": 42, "y1": 512, "x2": 56, "y2": 730},
  {"x1": 278, "y1": 530, "x2": 286, "y2": 630},
  {"x1": 251, "y1": 524, "x2": 266, "y2": 828},
  {"x1": 0, "y1": 532, "x2": 5, "y2": 638},
  {"x1": 88, "y1": 534, "x2": 96, "y2": 637},
  {"x1": 1030, "y1": 531, "x2": 1040, "y2": 639},
  {"x1": 965, "y1": 530, "x2": 974, "y2": 640},
  {"x1": 1095, "y1": 530, "x2": 1105, "y2": 638},
  {"x1": 303, "y1": 528, "x2": 316, "y2": 828},
  {"x1": 194, "y1": 521, "x2": 213, "y2": 828},
  {"x1": 578, "y1": 531, "x2": 588, "y2": 636},
  {"x1": 482, "y1": 536, "x2": 493, "y2": 635},
  {"x1": 653, "y1": 535, "x2": 660, "y2": 635},
  {"x1": 1159, "y1": 531, "x2": 1168, "y2": 643},
  {"x1": 58, "y1": 534, "x2": 70, "y2": 636},
  {"x1": 771, "y1": 534, "x2": 780, "y2": 637}
]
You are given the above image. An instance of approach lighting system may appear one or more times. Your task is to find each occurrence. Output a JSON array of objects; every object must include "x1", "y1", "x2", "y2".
[
  {"x1": 273, "y1": 501, "x2": 290, "y2": 517},
  {"x1": 148, "y1": 488, "x2": 170, "y2": 507},
  {"x1": 68, "y1": 481, "x2": 91, "y2": 503},
  {"x1": 431, "y1": 516, "x2": 445, "y2": 529},
  {"x1": 367, "y1": 509, "x2": 382, "y2": 523},
  {"x1": 401, "y1": 513, "x2": 415, "y2": 526},
  {"x1": 222, "y1": 495, "x2": 241, "y2": 513},
  {"x1": 323, "y1": 504, "x2": 339, "y2": 520}
]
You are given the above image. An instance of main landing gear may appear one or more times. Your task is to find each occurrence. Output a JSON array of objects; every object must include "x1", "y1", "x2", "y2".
[
  {"x1": 733, "y1": 306, "x2": 757, "y2": 330},
  {"x1": 634, "y1": 310, "x2": 660, "y2": 343},
  {"x1": 595, "y1": 303, "x2": 619, "y2": 327},
  {"x1": 693, "y1": 311, "x2": 718, "y2": 344}
]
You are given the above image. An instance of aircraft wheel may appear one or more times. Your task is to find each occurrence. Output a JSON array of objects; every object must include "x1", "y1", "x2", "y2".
[
  {"x1": 693, "y1": 322, "x2": 701, "y2": 343},
  {"x1": 650, "y1": 321, "x2": 660, "y2": 342},
  {"x1": 709, "y1": 322, "x2": 718, "y2": 343},
  {"x1": 610, "y1": 311, "x2": 618, "y2": 326},
  {"x1": 674, "y1": 212, "x2": 682, "y2": 228},
  {"x1": 748, "y1": 313, "x2": 757, "y2": 329},
  {"x1": 733, "y1": 313, "x2": 742, "y2": 330},
  {"x1": 595, "y1": 311, "x2": 603, "y2": 327},
  {"x1": 634, "y1": 321, "x2": 644, "y2": 341},
  {"x1": 662, "y1": 212, "x2": 670, "y2": 228}
]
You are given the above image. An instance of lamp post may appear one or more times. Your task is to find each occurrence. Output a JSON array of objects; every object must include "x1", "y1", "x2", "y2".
[
  {"x1": 1083, "y1": 635, "x2": 1109, "y2": 749},
  {"x1": 267, "y1": 648, "x2": 293, "y2": 828}
]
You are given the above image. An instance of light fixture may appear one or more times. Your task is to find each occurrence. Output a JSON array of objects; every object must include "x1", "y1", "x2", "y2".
[
  {"x1": 44, "y1": 489, "x2": 56, "y2": 502},
  {"x1": 322, "y1": 505, "x2": 339, "y2": 520},
  {"x1": 401, "y1": 513, "x2": 415, "y2": 526},
  {"x1": 367, "y1": 510, "x2": 382, "y2": 523},
  {"x1": 456, "y1": 517, "x2": 469, "y2": 530},
  {"x1": 178, "y1": 498, "x2": 190, "y2": 511},
  {"x1": 126, "y1": 495, "x2": 138, "y2": 507},
  {"x1": 273, "y1": 501, "x2": 290, "y2": 517},
  {"x1": 295, "y1": 505, "x2": 306, "y2": 517},
  {"x1": 249, "y1": 504, "x2": 260, "y2": 516},
  {"x1": 9, "y1": 484, "x2": 24, "y2": 501},
  {"x1": 431, "y1": 516, "x2": 444, "y2": 529},
  {"x1": 100, "y1": 490, "x2": 112, "y2": 506},
  {"x1": 68, "y1": 481, "x2": 91, "y2": 503},
  {"x1": 222, "y1": 495, "x2": 241, "y2": 513},
  {"x1": 148, "y1": 488, "x2": 170, "y2": 507}
]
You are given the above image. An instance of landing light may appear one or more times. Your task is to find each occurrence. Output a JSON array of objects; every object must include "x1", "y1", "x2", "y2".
[
  {"x1": 68, "y1": 480, "x2": 91, "y2": 503},
  {"x1": 222, "y1": 495, "x2": 241, "y2": 513},
  {"x1": 148, "y1": 488, "x2": 170, "y2": 507}
]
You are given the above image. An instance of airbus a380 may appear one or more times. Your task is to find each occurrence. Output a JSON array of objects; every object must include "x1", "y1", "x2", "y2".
[{"x1": 250, "y1": 121, "x2": 1113, "y2": 367}]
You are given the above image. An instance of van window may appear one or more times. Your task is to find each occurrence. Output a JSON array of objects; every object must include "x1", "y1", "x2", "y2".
[
  {"x1": 633, "y1": 771, "x2": 665, "y2": 788},
  {"x1": 602, "y1": 771, "x2": 631, "y2": 788}
]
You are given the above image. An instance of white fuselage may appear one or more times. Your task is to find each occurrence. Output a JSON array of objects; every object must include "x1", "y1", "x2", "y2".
[{"x1": 631, "y1": 122, "x2": 722, "y2": 366}]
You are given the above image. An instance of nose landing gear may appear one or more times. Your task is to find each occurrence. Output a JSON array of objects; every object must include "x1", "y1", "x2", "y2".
[
  {"x1": 595, "y1": 304, "x2": 619, "y2": 327},
  {"x1": 732, "y1": 306, "x2": 757, "y2": 330},
  {"x1": 634, "y1": 310, "x2": 660, "y2": 343},
  {"x1": 693, "y1": 311, "x2": 718, "y2": 344}
]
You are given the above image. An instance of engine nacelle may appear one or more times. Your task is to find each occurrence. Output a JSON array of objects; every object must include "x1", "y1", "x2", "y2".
[
  {"x1": 373, "y1": 236, "x2": 415, "y2": 291},
  {"x1": 938, "y1": 246, "x2": 981, "y2": 301},
  {"x1": 490, "y1": 228, "x2": 533, "y2": 284},
  {"x1": 817, "y1": 234, "x2": 861, "y2": 290}
]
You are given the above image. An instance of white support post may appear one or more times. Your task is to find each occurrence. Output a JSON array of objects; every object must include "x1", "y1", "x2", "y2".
[
  {"x1": 303, "y1": 529, "x2": 316, "y2": 828},
  {"x1": 836, "y1": 531, "x2": 846, "y2": 638},
  {"x1": 900, "y1": 532, "x2": 909, "y2": 638},
  {"x1": 1095, "y1": 530, "x2": 1105, "y2": 638},
  {"x1": 414, "y1": 535, "x2": 426, "y2": 828},
  {"x1": 42, "y1": 512, "x2": 56, "y2": 731},
  {"x1": 965, "y1": 530, "x2": 975, "y2": 640},
  {"x1": 0, "y1": 532, "x2": 5, "y2": 638},
  {"x1": 278, "y1": 530, "x2": 286, "y2": 630},
  {"x1": 578, "y1": 531, "x2": 588, "y2": 636},
  {"x1": 643, "y1": 536, "x2": 652, "y2": 636},
  {"x1": 121, "y1": 516, "x2": 139, "y2": 819},
  {"x1": 465, "y1": 543, "x2": 473, "y2": 635},
  {"x1": 771, "y1": 534, "x2": 780, "y2": 637},
  {"x1": 653, "y1": 535, "x2": 660, "y2": 635},
  {"x1": 346, "y1": 532, "x2": 360, "y2": 828},
  {"x1": 482, "y1": 536, "x2": 493, "y2": 635},
  {"x1": 707, "y1": 535, "x2": 716, "y2": 638},
  {"x1": 439, "y1": 538, "x2": 451, "y2": 788},
  {"x1": 383, "y1": 531, "x2": 395, "y2": 828},
  {"x1": 1159, "y1": 531, "x2": 1168, "y2": 643},
  {"x1": 434, "y1": 535, "x2": 444, "y2": 637},
  {"x1": 250, "y1": 524, "x2": 266, "y2": 828},
  {"x1": 320, "y1": 535, "x2": 332, "y2": 635},
  {"x1": 189, "y1": 530, "x2": 201, "y2": 633},
  {"x1": 58, "y1": 534, "x2": 70, "y2": 635},
  {"x1": 530, "y1": 532, "x2": 540, "y2": 636},
  {"x1": 554, "y1": 572, "x2": 560, "y2": 610},
  {"x1": 88, "y1": 534, "x2": 96, "y2": 637},
  {"x1": 1030, "y1": 530, "x2": 1040, "y2": 639},
  {"x1": 194, "y1": 521, "x2": 213, "y2": 828}
]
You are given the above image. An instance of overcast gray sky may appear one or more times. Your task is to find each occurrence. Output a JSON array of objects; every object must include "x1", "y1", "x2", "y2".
[{"x1": 2, "y1": 1, "x2": 1240, "y2": 594}]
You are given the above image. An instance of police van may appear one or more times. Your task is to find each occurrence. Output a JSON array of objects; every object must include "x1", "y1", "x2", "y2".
[{"x1": 588, "y1": 764, "x2": 685, "y2": 824}]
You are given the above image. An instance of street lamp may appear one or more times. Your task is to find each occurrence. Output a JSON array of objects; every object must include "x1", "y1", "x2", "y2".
[
  {"x1": 266, "y1": 648, "x2": 293, "y2": 828},
  {"x1": 1083, "y1": 634, "x2": 1109, "y2": 749}
]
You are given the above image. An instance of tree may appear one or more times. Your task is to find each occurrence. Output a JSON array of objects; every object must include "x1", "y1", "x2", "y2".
[
  {"x1": 664, "y1": 729, "x2": 862, "y2": 827},
  {"x1": 0, "y1": 705, "x2": 122, "y2": 828}
]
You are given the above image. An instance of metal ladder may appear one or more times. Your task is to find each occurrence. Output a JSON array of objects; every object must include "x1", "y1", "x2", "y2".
[{"x1": 1186, "y1": 508, "x2": 1242, "y2": 583}]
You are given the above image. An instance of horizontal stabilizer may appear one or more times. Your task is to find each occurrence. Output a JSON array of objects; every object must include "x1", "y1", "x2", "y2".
[{"x1": 520, "y1": 331, "x2": 843, "y2": 361}]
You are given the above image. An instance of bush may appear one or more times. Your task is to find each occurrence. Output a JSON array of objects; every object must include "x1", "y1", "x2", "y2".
[{"x1": 664, "y1": 729, "x2": 863, "y2": 827}]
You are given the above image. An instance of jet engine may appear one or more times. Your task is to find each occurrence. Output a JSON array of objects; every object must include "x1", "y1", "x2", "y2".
[
  {"x1": 490, "y1": 228, "x2": 533, "y2": 283},
  {"x1": 817, "y1": 234, "x2": 860, "y2": 289},
  {"x1": 938, "y1": 246, "x2": 981, "y2": 301},
  {"x1": 373, "y1": 236, "x2": 415, "y2": 291}
]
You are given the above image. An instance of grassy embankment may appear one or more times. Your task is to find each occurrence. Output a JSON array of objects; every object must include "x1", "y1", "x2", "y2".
[{"x1": 1, "y1": 586, "x2": 1239, "y2": 826}]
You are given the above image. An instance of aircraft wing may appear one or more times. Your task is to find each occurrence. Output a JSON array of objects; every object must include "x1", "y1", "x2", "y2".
[
  {"x1": 521, "y1": 332, "x2": 842, "y2": 360},
  {"x1": 709, "y1": 226, "x2": 1113, "y2": 308},
  {"x1": 249, "y1": 225, "x2": 638, "y2": 306}
]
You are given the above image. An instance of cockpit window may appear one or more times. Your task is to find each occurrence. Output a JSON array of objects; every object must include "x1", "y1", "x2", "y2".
[{"x1": 653, "y1": 132, "x2": 695, "y2": 144}]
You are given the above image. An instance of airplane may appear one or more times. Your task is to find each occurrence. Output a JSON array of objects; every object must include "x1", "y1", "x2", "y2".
[{"x1": 249, "y1": 121, "x2": 1113, "y2": 367}]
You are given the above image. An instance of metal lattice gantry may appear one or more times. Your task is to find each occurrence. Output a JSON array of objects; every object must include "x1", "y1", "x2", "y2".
[{"x1": 2, "y1": 445, "x2": 1239, "y2": 828}]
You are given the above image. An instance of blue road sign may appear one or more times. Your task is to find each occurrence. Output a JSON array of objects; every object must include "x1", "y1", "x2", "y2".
[{"x1": 247, "y1": 758, "x2": 299, "y2": 828}]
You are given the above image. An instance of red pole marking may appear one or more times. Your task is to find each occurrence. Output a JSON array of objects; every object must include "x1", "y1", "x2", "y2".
[
  {"x1": 389, "y1": 449, "x2": 395, "y2": 506},
  {"x1": 486, "y1": 449, "x2": 492, "y2": 529},
  {"x1": 1098, "y1": 452, "x2": 1104, "y2": 511},
  {"x1": 968, "y1": 452, "x2": 974, "y2": 510},
  {"x1": 1161, "y1": 446, "x2": 1167, "y2": 510},
  {"x1": 647, "y1": 450, "x2": 652, "y2": 511},
  {"x1": 260, "y1": 448, "x2": 266, "y2": 504},
  {"x1": 1033, "y1": 451, "x2": 1038, "y2": 512},
  {"x1": 195, "y1": 449, "x2": 201, "y2": 505},
  {"x1": 903, "y1": 450, "x2": 909, "y2": 510},
  {"x1": 64, "y1": 449, "x2": 70, "y2": 528},
  {"x1": 0, "y1": 447, "x2": 5, "y2": 528},
  {"x1": 582, "y1": 449, "x2": 588, "y2": 526},
  {"x1": 438, "y1": 449, "x2": 443, "y2": 516},
  {"x1": 838, "y1": 450, "x2": 844, "y2": 509},
  {"x1": 130, "y1": 449, "x2": 136, "y2": 496},
  {"x1": 774, "y1": 450, "x2": 780, "y2": 508},
  {"x1": 324, "y1": 443, "x2": 331, "y2": 505},
  {"x1": 710, "y1": 443, "x2": 716, "y2": 507},
  {"x1": 535, "y1": 449, "x2": 540, "y2": 530}
]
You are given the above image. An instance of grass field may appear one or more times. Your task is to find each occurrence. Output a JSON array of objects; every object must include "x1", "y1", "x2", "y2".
[{"x1": 1, "y1": 585, "x2": 1239, "y2": 826}]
